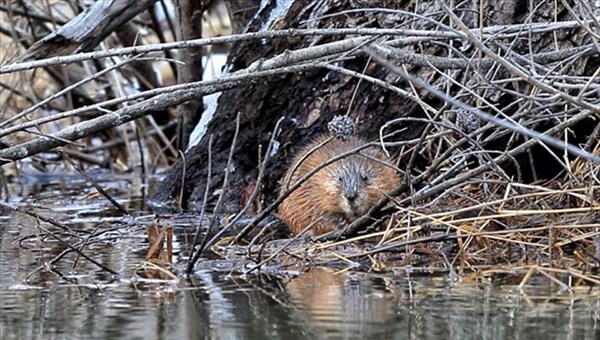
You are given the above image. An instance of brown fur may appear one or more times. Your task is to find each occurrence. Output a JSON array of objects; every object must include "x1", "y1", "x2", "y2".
[{"x1": 278, "y1": 135, "x2": 401, "y2": 235}]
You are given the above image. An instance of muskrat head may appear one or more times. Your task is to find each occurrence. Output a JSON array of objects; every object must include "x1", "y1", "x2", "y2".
[{"x1": 331, "y1": 156, "x2": 377, "y2": 221}]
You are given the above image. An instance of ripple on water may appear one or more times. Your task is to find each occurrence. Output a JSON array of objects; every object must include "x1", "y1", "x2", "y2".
[{"x1": 1, "y1": 172, "x2": 600, "y2": 340}]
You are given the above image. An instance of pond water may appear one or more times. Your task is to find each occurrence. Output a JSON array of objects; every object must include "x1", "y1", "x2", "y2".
[{"x1": 1, "y1": 170, "x2": 599, "y2": 339}]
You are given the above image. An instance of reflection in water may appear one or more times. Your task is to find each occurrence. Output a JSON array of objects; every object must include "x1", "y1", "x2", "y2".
[
  {"x1": 1, "y1": 172, "x2": 600, "y2": 339},
  {"x1": 185, "y1": 273, "x2": 308, "y2": 339},
  {"x1": 180, "y1": 268, "x2": 600, "y2": 340},
  {"x1": 284, "y1": 268, "x2": 400, "y2": 338}
]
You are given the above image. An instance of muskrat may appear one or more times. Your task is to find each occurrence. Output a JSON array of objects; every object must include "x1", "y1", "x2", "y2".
[{"x1": 278, "y1": 135, "x2": 401, "y2": 236}]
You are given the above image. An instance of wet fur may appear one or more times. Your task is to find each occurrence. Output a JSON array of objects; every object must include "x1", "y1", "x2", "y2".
[{"x1": 278, "y1": 135, "x2": 401, "y2": 235}]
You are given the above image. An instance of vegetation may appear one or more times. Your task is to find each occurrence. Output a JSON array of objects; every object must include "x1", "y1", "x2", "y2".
[{"x1": 1, "y1": 0, "x2": 599, "y2": 288}]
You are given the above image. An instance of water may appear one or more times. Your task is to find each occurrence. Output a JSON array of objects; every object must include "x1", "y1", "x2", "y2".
[{"x1": 1, "y1": 170, "x2": 599, "y2": 339}]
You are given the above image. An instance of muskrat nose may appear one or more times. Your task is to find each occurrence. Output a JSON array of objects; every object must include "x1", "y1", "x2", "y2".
[{"x1": 344, "y1": 188, "x2": 358, "y2": 201}]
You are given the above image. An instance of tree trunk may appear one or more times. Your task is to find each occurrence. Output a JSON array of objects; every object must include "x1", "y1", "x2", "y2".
[
  {"x1": 174, "y1": 0, "x2": 205, "y2": 149},
  {"x1": 150, "y1": 0, "x2": 600, "y2": 213}
]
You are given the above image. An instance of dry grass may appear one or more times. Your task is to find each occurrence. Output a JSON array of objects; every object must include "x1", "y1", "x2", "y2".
[{"x1": 231, "y1": 153, "x2": 600, "y2": 288}]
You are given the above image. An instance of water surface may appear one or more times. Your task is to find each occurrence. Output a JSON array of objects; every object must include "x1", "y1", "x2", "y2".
[{"x1": 1, "y1": 170, "x2": 599, "y2": 339}]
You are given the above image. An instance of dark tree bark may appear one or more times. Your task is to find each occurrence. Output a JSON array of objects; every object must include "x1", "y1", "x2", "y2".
[
  {"x1": 151, "y1": 0, "x2": 600, "y2": 213},
  {"x1": 225, "y1": 0, "x2": 261, "y2": 34}
]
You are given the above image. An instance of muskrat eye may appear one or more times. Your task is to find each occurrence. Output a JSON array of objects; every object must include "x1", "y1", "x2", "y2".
[
  {"x1": 361, "y1": 174, "x2": 369, "y2": 182},
  {"x1": 337, "y1": 175, "x2": 343, "y2": 182}
]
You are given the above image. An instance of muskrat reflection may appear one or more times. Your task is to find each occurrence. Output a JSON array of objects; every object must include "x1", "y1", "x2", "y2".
[{"x1": 284, "y1": 268, "x2": 399, "y2": 336}]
